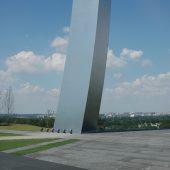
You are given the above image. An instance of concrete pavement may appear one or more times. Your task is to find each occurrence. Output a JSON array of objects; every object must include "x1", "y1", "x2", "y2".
[
  {"x1": 28, "y1": 130, "x2": 170, "y2": 170},
  {"x1": 0, "y1": 152, "x2": 87, "y2": 170},
  {"x1": 1, "y1": 129, "x2": 170, "y2": 169}
]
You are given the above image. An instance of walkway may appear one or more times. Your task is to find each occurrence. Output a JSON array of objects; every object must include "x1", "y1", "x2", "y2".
[{"x1": 0, "y1": 152, "x2": 87, "y2": 170}]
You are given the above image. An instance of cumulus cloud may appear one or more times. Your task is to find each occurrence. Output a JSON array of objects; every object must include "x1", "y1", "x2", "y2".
[
  {"x1": 0, "y1": 50, "x2": 66, "y2": 89},
  {"x1": 51, "y1": 37, "x2": 68, "y2": 48},
  {"x1": 107, "y1": 49, "x2": 127, "y2": 68},
  {"x1": 45, "y1": 53, "x2": 66, "y2": 71},
  {"x1": 120, "y1": 48, "x2": 143, "y2": 60},
  {"x1": 17, "y1": 83, "x2": 60, "y2": 97},
  {"x1": 106, "y1": 72, "x2": 170, "y2": 96},
  {"x1": 48, "y1": 88, "x2": 60, "y2": 96},
  {"x1": 51, "y1": 26, "x2": 70, "y2": 53},
  {"x1": 102, "y1": 72, "x2": 170, "y2": 112},
  {"x1": 18, "y1": 83, "x2": 45, "y2": 94},
  {"x1": 15, "y1": 83, "x2": 60, "y2": 114},
  {"x1": 6, "y1": 51, "x2": 66, "y2": 74},
  {"x1": 107, "y1": 48, "x2": 144, "y2": 68},
  {"x1": 51, "y1": 36, "x2": 68, "y2": 53},
  {"x1": 0, "y1": 27, "x2": 69, "y2": 87}
]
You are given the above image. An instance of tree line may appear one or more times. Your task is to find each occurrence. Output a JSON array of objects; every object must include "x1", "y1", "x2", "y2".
[
  {"x1": 1, "y1": 113, "x2": 170, "y2": 131},
  {"x1": 0, "y1": 115, "x2": 55, "y2": 128},
  {"x1": 1, "y1": 88, "x2": 170, "y2": 132},
  {"x1": 98, "y1": 114, "x2": 170, "y2": 131}
]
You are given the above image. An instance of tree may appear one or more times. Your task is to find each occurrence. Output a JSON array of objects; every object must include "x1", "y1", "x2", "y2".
[
  {"x1": 45, "y1": 109, "x2": 55, "y2": 128},
  {"x1": 0, "y1": 90, "x2": 3, "y2": 112},
  {"x1": 4, "y1": 87, "x2": 15, "y2": 114}
]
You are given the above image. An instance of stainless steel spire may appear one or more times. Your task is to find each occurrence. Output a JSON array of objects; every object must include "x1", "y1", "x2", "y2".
[{"x1": 54, "y1": 0, "x2": 111, "y2": 133}]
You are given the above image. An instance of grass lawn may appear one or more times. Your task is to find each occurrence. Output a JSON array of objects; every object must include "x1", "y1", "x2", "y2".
[
  {"x1": 0, "y1": 132, "x2": 24, "y2": 137},
  {"x1": 14, "y1": 139, "x2": 80, "y2": 155},
  {"x1": 0, "y1": 138, "x2": 58, "y2": 151},
  {"x1": 0, "y1": 124, "x2": 41, "y2": 132}
]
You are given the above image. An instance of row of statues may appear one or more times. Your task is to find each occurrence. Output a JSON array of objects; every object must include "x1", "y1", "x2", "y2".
[{"x1": 40, "y1": 127, "x2": 73, "y2": 134}]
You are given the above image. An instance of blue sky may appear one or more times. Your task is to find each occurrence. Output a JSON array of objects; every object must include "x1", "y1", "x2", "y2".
[{"x1": 0, "y1": 0, "x2": 170, "y2": 114}]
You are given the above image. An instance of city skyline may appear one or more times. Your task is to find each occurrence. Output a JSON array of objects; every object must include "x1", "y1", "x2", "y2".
[{"x1": 0, "y1": 0, "x2": 170, "y2": 114}]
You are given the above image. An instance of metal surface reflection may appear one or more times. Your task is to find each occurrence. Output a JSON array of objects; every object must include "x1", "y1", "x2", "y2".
[{"x1": 54, "y1": 0, "x2": 111, "y2": 133}]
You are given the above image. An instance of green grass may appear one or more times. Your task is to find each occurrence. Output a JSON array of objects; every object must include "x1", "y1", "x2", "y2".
[
  {"x1": 0, "y1": 138, "x2": 58, "y2": 151},
  {"x1": 0, "y1": 124, "x2": 41, "y2": 132},
  {"x1": 0, "y1": 132, "x2": 24, "y2": 137},
  {"x1": 14, "y1": 139, "x2": 80, "y2": 155}
]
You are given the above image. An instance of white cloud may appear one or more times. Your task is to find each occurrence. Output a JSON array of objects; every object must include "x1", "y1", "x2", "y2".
[
  {"x1": 121, "y1": 48, "x2": 143, "y2": 60},
  {"x1": 51, "y1": 37, "x2": 68, "y2": 48},
  {"x1": 48, "y1": 88, "x2": 60, "y2": 96},
  {"x1": 44, "y1": 53, "x2": 66, "y2": 71},
  {"x1": 15, "y1": 83, "x2": 60, "y2": 114},
  {"x1": 6, "y1": 51, "x2": 66, "y2": 74},
  {"x1": 102, "y1": 72, "x2": 170, "y2": 112},
  {"x1": 17, "y1": 83, "x2": 60, "y2": 97},
  {"x1": 107, "y1": 72, "x2": 170, "y2": 96},
  {"x1": 107, "y1": 48, "x2": 144, "y2": 68},
  {"x1": 63, "y1": 26, "x2": 70, "y2": 33},
  {"x1": 107, "y1": 49, "x2": 127, "y2": 68},
  {"x1": 141, "y1": 59, "x2": 152, "y2": 67},
  {"x1": 18, "y1": 83, "x2": 45, "y2": 94},
  {"x1": 51, "y1": 36, "x2": 68, "y2": 53},
  {"x1": 51, "y1": 26, "x2": 70, "y2": 53},
  {"x1": 0, "y1": 50, "x2": 66, "y2": 89}
]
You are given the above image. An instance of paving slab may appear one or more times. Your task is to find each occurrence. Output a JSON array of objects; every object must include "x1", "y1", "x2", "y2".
[
  {"x1": 0, "y1": 152, "x2": 87, "y2": 170},
  {"x1": 1, "y1": 129, "x2": 170, "y2": 170},
  {"x1": 27, "y1": 130, "x2": 170, "y2": 170}
]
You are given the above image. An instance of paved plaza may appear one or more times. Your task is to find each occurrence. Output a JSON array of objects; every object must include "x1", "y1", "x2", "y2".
[
  {"x1": 0, "y1": 152, "x2": 86, "y2": 170},
  {"x1": 1, "y1": 129, "x2": 170, "y2": 170},
  {"x1": 29, "y1": 130, "x2": 170, "y2": 170}
]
